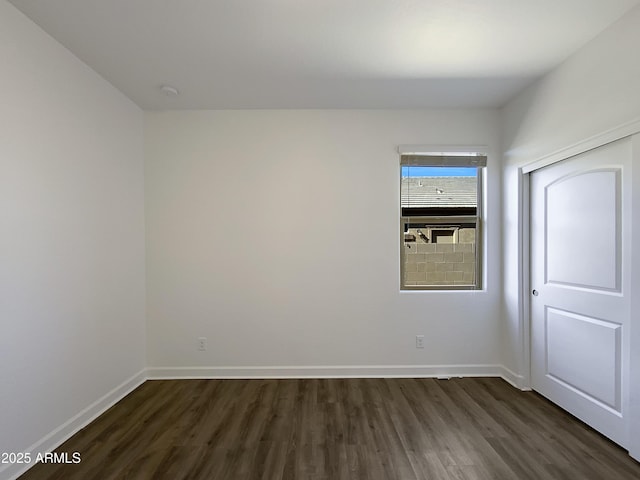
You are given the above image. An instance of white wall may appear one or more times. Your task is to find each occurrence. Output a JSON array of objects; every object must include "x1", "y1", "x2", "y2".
[
  {"x1": 0, "y1": 2, "x2": 146, "y2": 476},
  {"x1": 145, "y1": 109, "x2": 502, "y2": 375},
  {"x1": 501, "y1": 4, "x2": 640, "y2": 458}
]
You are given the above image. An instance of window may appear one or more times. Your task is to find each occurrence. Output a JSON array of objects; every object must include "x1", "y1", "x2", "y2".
[{"x1": 400, "y1": 152, "x2": 485, "y2": 290}]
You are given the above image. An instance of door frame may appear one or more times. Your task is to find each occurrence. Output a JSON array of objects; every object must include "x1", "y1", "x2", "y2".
[{"x1": 517, "y1": 117, "x2": 640, "y2": 458}]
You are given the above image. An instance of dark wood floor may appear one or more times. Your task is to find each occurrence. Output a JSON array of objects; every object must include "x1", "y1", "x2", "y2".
[{"x1": 18, "y1": 377, "x2": 640, "y2": 480}]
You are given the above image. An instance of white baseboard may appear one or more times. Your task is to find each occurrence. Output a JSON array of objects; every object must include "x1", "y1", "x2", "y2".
[
  {"x1": 2, "y1": 369, "x2": 146, "y2": 480},
  {"x1": 630, "y1": 446, "x2": 640, "y2": 464},
  {"x1": 499, "y1": 366, "x2": 531, "y2": 391},
  {"x1": 146, "y1": 364, "x2": 507, "y2": 380}
]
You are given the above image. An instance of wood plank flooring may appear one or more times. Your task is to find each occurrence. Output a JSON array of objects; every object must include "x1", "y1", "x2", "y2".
[{"x1": 18, "y1": 378, "x2": 640, "y2": 480}]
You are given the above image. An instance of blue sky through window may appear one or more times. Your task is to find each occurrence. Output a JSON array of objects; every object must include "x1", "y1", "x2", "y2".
[{"x1": 402, "y1": 166, "x2": 476, "y2": 177}]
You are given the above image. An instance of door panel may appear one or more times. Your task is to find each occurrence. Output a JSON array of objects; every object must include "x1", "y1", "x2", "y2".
[
  {"x1": 546, "y1": 307, "x2": 621, "y2": 410},
  {"x1": 531, "y1": 138, "x2": 631, "y2": 447},
  {"x1": 545, "y1": 169, "x2": 620, "y2": 291}
]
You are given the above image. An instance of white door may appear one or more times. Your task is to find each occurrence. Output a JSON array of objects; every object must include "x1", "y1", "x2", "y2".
[{"x1": 530, "y1": 137, "x2": 631, "y2": 447}]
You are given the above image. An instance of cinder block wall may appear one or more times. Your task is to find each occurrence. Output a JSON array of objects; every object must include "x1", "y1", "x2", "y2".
[{"x1": 403, "y1": 242, "x2": 476, "y2": 286}]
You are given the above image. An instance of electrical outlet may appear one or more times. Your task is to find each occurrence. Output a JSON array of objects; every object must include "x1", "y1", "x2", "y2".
[
  {"x1": 416, "y1": 335, "x2": 424, "y2": 349},
  {"x1": 198, "y1": 337, "x2": 207, "y2": 351}
]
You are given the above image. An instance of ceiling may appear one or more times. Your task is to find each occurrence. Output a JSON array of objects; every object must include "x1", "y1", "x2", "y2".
[{"x1": 9, "y1": 0, "x2": 640, "y2": 109}]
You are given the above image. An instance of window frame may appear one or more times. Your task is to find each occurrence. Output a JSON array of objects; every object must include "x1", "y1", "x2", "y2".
[{"x1": 399, "y1": 154, "x2": 484, "y2": 291}]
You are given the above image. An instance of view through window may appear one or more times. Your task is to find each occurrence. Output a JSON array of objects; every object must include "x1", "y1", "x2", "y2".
[{"x1": 400, "y1": 154, "x2": 485, "y2": 290}]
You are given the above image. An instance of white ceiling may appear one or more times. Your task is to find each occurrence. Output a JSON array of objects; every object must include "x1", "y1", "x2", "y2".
[{"x1": 9, "y1": 0, "x2": 640, "y2": 109}]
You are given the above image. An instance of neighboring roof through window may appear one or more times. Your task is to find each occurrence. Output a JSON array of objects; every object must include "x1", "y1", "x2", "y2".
[{"x1": 401, "y1": 176, "x2": 477, "y2": 209}]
